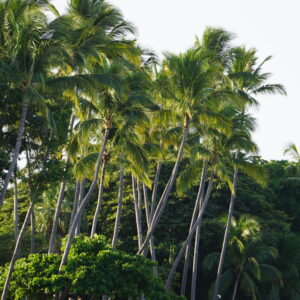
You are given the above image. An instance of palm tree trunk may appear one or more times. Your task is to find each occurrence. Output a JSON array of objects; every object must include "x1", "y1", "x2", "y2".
[
  {"x1": 0, "y1": 99, "x2": 29, "y2": 208},
  {"x1": 137, "y1": 116, "x2": 190, "y2": 255},
  {"x1": 143, "y1": 184, "x2": 158, "y2": 277},
  {"x1": 231, "y1": 272, "x2": 241, "y2": 300},
  {"x1": 59, "y1": 128, "x2": 110, "y2": 271},
  {"x1": 30, "y1": 209, "x2": 35, "y2": 253},
  {"x1": 181, "y1": 160, "x2": 208, "y2": 295},
  {"x1": 68, "y1": 180, "x2": 80, "y2": 234},
  {"x1": 75, "y1": 179, "x2": 86, "y2": 236},
  {"x1": 25, "y1": 142, "x2": 35, "y2": 253},
  {"x1": 48, "y1": 181, "x2": 66, "y2": 253},
  {"x1": 1, "y1": 202, "x2": 34, "y2": 300},
  {"x1": 150, "y1": 161, "x2": 162, "y2": 219},
  {"x1": 190, "y1": 222, "x2": 201, "y2": 300},
  {"x1": 132, "y1": 175, "x2": 143, "y2": 249},
  {"x1": 48, "y1": 115, "x2": 75, "y2": 254},
  {"x1": 165, "y1": 173, "x2": 214, "y2": 289},
  {"x1": 212, "y1": 157, "x2": 239, "y2": 300},
  {"x1": 112, "y1": 154, "x2": 124, "y2": 248},
  {"x1": 190, "y1": 161, "x2": 209, "y2": 299},
  {"x1": 13, "y1": 173, "x2": 19, "y2": 241},
  {"x1": 142, "y1": 161, "x2": 161, "y2": 263},
  {"x1": 90, "y1": 159, "x2": 107, "y2": 238}
]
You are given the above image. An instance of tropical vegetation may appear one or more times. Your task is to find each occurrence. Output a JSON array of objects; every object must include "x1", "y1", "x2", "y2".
[{"x1": 0, "y1": 0, "x2": 298, "y2": 299}]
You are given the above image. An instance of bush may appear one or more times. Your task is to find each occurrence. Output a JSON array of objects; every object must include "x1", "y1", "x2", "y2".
[{"x1": 0, "y1": 235, "x2": 184, "y2": 299}]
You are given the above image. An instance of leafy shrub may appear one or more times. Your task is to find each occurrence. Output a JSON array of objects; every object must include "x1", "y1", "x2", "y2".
[{"x1": 0, "y1": 235, "x2": 184, "y2": 299}]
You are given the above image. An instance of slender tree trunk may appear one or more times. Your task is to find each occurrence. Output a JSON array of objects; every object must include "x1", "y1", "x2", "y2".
[
  {"x1": 137, "y1": 116, "x2": 190, "y2": 255},
  {"x1": 143, "y1": 184, "x2": 158, "y2": 277},
  {"x1": 48, "y1": 115, "x2": 75, "y2": 254},
  {"x1": 142, "y1": 161, "x2": 161, "y2": 262},
  {"x1": 68, "y1": 181, "x2": 80, "y2": 234},
  {"x1": 132, "y1": 175, "x2": 143, "y2": 249},
  {"x1": 90, "y1": 159, "x2": 107, "y2": 238},
  {"x1": 59, "y1": 128, "x2": 110, "y2": 270},
  {"x1": 150, "y1": 161, "x2": 162, "y2": 220},
  {"x1": 75, "y1": 179, "x2": 86, "y2": 236},
  {"x1": 137, "y1": 181, "x2": 143, "y2": 243},
  {"x1": 1, "y1": 202, "x2": 34, "y2": 300},
  {"x1": 212, "y1": 156, "x2": 239, "y2": 300},
  {"x1": 30, "y1": 208, "x2": 35, "y2": 253},
  {"x1": 13, "y1": 173, "x2": 19, "y2": 241},
  {"x1": 190, "y1": 161, "x2": 210, "y2": 299},
  {"x1": 181, "y1": 160, "x2": 208, "y2": 295},
  {"x1": 165, "y1": 173, "x2": 214, "y2": 289},
  {"x1": 190, "y1": 219, "x2": 202, "y2": 299},
  {"x1": 0, "y1": 99, "x2": 29, "y2": 208},
  {"x1": 25, "y1": 142, "x2": 35, "y2": 253},
  {"x1": 231, "y1": 272, "x2": 241, "y2": 300},
  {"x1": 48, "y1": 181, "x2": 67, "y2": 253},
  {"x1": 112, "y1": 154, "x2": 124, "y2": 248}
]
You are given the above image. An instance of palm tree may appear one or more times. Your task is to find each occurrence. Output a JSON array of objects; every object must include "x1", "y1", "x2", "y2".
[
  {"x1": 205, "y1": 215, "x2": 281, "y2": 300},
  {"x1": 166, "y1": 123, "x2": 236, "y2": 290},
  {"x1": 137, "y1": 32, "x2": 220, "y2": 255},
  {"x1": 284, "y1": 143, "x2": 300, "y2": 174},
  {"x1": 48, "y1": 0, "x2": 136, "y2": 251},
  {"x1": 212, "y1": 47, "x2": 286, "y2": 300},
  {"x1": 284, "y1": 143, "x2": 300, "y2": 160},
  {"x1": 59, "y1": 123, "x2": 110, "y2": 270},
  {"x1": 59, "y1": 62, "x2": 153, "y2": 269},
  {"x1": 90, "y1": 154, "x2": 108, "y2": 238},
  {"x1": 0, "y1": 0, "x2": 72, "y2": 206},
  {"x1": 181, "y1": 27, "x2": 235, "y2": 297}
]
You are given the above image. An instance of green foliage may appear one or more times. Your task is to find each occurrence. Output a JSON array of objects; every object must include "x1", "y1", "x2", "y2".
[
  {"x1": 0, "y1": 1, "x2": 294, "y2": 299},
  {"x1": 0, "y1": 235, "x2": 179, "y2": 299}
]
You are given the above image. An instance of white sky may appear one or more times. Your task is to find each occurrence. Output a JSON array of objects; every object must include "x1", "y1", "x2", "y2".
[{"x1": 51, "y1": 0, "x2": 300, "y2": 160}]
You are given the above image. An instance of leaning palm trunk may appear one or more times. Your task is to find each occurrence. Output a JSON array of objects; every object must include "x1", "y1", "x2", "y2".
[
  {"x1": 143, "y1": 184, "x2": 158, "y2": 277},
  {"x1": 112, "y1": 154, "x2": 124, "y2": 248},
  {"x1": 59, "y1": 128, "x2": 110, "y2": 270},
  {"x1": 132, "y1": 176, "x2": 143, "y2": 249},
  {"x1": 212, "y1": 165, "x2": 239, "y2": 300},
  {"x1": 90, "y1": 159, "x2": 107, "y2": 238},
  {"x1": 1, "y1": 202, "x2": 34, "y2": 300},
  {"x1": 13, "y1": 173, "x2": 19, "y2": 241},
  {"x1": 75, "y1": 179, "x2": 86, "y2": 236},
  {"x1": 150, "y1": 161, "x2": 162, "y2": 219},
  {"x1": 181, "y1": 160, "x2": 208, "y2": 295},
  {"x1": 48, "y1": 115, "x2": 75, "y2": 254},
  {"x1": 0, "y1": 99, "x2": 29, "y2": 208},
  {"x1": 165, "y1": 173, "x2": 214, "y2": 289},
  {"x1": 137, "y1": 116, "x2": 190, "y2": 255}
]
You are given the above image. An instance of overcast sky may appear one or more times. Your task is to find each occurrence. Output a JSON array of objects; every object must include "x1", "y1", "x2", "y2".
[{"x1": 51, "y1": 0, "x2": 300, "y2": 160}]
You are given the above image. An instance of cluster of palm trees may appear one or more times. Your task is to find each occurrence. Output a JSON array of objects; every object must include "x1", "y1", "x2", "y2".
[{"x1": 0, "y1": 0, "x2": 286, "y2": 299}]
